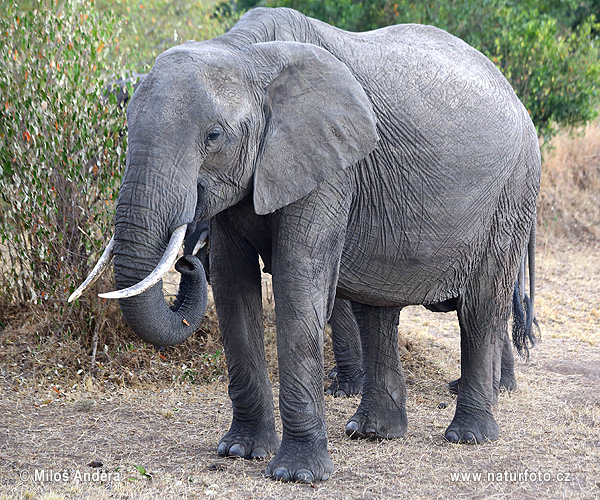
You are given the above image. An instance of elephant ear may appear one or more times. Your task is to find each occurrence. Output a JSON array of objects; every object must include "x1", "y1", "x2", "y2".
[{"x1": 246, "y1": 41, "x2": 378, "y2": 215}]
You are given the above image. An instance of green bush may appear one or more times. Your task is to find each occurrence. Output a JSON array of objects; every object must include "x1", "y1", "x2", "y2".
[
  {"x1": 490, "y1": 8, "x2": 600, "y2": 139},
  {"x1": 0, "y1": 0, "x2": 132, "y2": 334},
  {"x1": 97, "y1": 0, "x2": 238, "y2": 70}
]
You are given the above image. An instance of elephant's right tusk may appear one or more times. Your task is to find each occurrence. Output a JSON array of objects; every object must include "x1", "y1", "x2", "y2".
[
  {"x1": 68, "y1": 237, "x2": 115, "y2": 303},
  {"x1": 98, "y1": 224, "x2": 187, "y2": 300}
]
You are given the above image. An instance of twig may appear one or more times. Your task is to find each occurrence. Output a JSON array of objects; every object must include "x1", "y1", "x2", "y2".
[{"x1": 90, "y1": 306, "x2": 108, "y2": 371}]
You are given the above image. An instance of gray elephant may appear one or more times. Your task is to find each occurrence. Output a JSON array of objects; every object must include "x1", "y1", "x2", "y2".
[
  {"x1": 184, "y1": 219, "x2": 364, "y2": 396},
  {"x1": 167, "y1": 217, "x2": 522, "y2": 398},
  {"x1": 71, "y1": 7, "x2": 540, "y2": 483},
  {"x1": 106, "y1": 72, "x2": 362, "y2": 399},
  {"x1": 186, "y1": 218, "x2": 526, "y2": 398}
]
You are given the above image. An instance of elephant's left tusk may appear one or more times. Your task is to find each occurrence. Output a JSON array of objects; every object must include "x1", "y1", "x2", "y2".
[
  {"x1": 192, "y1": 229, "x2": 209, "y2": 256},
  {"x1": 68, "y1": 237, "x2": 115, "y2": 303},
  {"x1": 98, "y1": 225, "x2": 187, "y2": 300}
]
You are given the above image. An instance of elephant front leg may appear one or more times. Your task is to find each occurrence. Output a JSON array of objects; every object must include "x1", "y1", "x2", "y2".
[
  {"x1": 345, "y1": 303, "x2": 407, "y2": 439},
  {"x1": 210, "y1": 215, "x2": 279, "y2": 460},
  {"x1": 263, "y1": 203, "x2": 352, "y2": 483},
  {"x1": 264, "y1": 277, "x2": 335, "y2": 483}
]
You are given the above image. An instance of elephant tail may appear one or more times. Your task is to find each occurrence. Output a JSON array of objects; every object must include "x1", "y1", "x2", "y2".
[{"x1": 512, "y1": 221, "x2": 540, "y2": 358}]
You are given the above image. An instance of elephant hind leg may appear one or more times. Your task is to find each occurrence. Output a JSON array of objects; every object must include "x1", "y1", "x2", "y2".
[
  {"x1": 445, "y1": 304, "x2": 504, "y2": 444},
  {"x1": 499, "y1": 328, "x2": 517, "y2": 392},
  {"x1": 448, "y1": 327, "x2": 517, "y2": 395},
  {"x1": 326, "y1": 298, "x2": 364, "y2": 397},
  {"x1": 446, "y1": 177, "x2": 533, "y2": 444},
  {"x1": 345, "y1": 302, "x2": 407, "y2": 440},
  {"x1": 445, "y1": 274, "x2": 514, "y2": 444}
]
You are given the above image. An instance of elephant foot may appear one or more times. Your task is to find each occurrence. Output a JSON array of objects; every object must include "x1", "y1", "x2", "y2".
[
  {"x1": 217, "y1": 422, "x2": 280, "y2": 460},
  {"x1": 499, "y1": 371, "x2": 517, "y2": 392},
  {"x1": 448, "y1": 375, "x2": 517, "y2": 395},
  {"x1": 265, "y1": 437, "x2": 333, "y2": 483},
  {"x1": 445, "y1": 410, "x2": 499, "y2": 444},
  {"x1": 345, "y1": 395, "x2": 407, "y2": 440},
  {"x1": 325, "y1": 370, "x2": 363, "y2": 397}
]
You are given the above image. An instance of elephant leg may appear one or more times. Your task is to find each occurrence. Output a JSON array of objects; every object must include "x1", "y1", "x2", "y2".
[
  {"x1": 265, "y1": 282, "x2": 335, "y2": 483},
  {"x1": 445, "y1": 290, "x2": 508, "y2": 444},
  {"x1": 499, "y1": 329, "x2": 517, "y2": 392},
  {"x1": 326, "y1": 298, "x2": 364, "y2": 397},
  {"x1": 345, "y1": 302, "x2": 407, "y2": 439},
  {"x1": 210, "y1": 214, "x2": 279, "y2": 460},
  {"x1": 264, "y1": 201, "x2": 349, "y2": 483},
  {"x1": 448, "y1": 328, "x2": 517, "y2": 395}
]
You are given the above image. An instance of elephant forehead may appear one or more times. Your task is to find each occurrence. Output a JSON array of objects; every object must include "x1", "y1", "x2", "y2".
[
  {"x1": 196, "y1": 67, "x2": 251, "y2": 116},
  {"x1": 157, "y1": 45, "x2": 252, "y2": 116}
]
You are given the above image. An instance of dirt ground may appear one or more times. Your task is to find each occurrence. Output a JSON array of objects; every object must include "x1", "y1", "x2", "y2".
[{"x1": 1, "y1": 241, "x2": 599, "y2": 500}]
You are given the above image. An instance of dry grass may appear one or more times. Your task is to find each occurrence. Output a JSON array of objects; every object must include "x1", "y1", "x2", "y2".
[
  {"x1": 538, "y1": 118, "x2": 600, "y2": 245},
  {"x1": 1, "y1": 121, "x2": 600, "y2": 498},
  {"x1": 536, "y1": 242, "x2": 600, "y2": 346},
  {"x1": 0, "y1": 298, "x2": 226, "y2": 393}
]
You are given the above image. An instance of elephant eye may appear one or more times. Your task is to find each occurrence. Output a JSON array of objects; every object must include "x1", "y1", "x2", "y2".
[{"x1": 206, "y1": 130, "x2": 222, "y2": 144}]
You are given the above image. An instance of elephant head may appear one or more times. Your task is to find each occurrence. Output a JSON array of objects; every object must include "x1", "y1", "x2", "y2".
[{"x1": 70, "y1": 39, "x2": 377, "y2": 347}]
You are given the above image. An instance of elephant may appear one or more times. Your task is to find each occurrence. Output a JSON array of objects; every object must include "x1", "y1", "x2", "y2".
[
  {"x1": 71, "y1": 7, "x2": 540, "y2": 483},
  {"x1": 105, "y1": 72, "x2": 147, "y2": 108},
  {"x1": 187, "y1": 217, "x2": 538, "y2": 397},
  {"x1": 186, "y1": 218, "x2": 526, "y2": 398},
  {"x1": 184, "y1": 219, "x2": 365, "y2": 396},
  {"x1": 106, "y1": 73, "x2": 360, "y2": 398}
]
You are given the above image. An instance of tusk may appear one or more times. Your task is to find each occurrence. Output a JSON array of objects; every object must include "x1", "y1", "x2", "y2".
[
  {"x1": 192, "y1": 229, "x2": 209, "y2": 256},
  {"x1": 98, "y1": 224, "x2": 187, "y2": 300},
  {"x1": 68, "y1": 237, "x2": 115, "y2": 303}
]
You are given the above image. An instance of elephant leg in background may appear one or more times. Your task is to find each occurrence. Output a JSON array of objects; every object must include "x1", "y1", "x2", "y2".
[
  {"x1": 345, "y1": 302, "x2": 407, "y2": 439},
  {"x1": 499, "y1": 330, "x2": 517, "y2": 391},
  {"x1": 326, "y1": 298, "x2": 364, "y2": 397},
  {"x1": 447, "y1": 327, "x2": 517, "y2": 395},
  {"x1": 210, "y1": 213, "x2": 280, "y2": 460}
]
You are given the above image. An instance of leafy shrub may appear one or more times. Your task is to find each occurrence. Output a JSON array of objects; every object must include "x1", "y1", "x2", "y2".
[
  {"x1": 490, "y1": 8, "x2": 600, "y2": 139},
  {"x1": 0, "y1": 0, "x2": 132, "y2": 335},
  {"x1": 97, "y1": 0, "x2": 239, "y2": 70}
]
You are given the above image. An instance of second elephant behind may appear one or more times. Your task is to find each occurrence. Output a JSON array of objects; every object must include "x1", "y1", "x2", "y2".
[{"x1": 184, "y1": 219, "x2": 529, "y2": 398}]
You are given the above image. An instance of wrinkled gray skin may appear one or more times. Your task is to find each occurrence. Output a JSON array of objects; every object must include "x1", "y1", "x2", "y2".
[
  {"x1": 187, "y1": 217, "x2": 516, "y2": 397},
  {"x1": 183, "y1": 219, "x2": 515, "y2": 398},
  {"x1": 113, "y1": 8, "x2": 541, "y2": 483},
  {"x1": 186, "y1": 219, "x2": 364, "y2": 396},
  {"x1": 448, "y1": 328, "x2": 517, "y2": 394},
  {"x1": 326, "y1": 298, "x2": 364, "y2": 396}
]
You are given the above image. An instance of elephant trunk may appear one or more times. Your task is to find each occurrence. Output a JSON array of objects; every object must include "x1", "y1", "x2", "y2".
[
  {"x1": 110, "y1": 148, "x2": 206, "y2": 347},
  {"x1": 114, "y1": 253, "x2": 207, "y2": 347}
]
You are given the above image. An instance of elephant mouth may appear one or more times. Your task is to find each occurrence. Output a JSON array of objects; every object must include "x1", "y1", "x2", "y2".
[{"x1": 68, "y1": 224, "x2": 201, "y2": 302}]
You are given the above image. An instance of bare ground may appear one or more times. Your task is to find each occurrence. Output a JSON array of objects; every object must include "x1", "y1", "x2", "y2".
[{"x1": 1, "y1": 242, "x2": 599, "y2": 500}]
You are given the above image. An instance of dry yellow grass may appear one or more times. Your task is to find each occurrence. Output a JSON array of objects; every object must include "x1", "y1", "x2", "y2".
[
  {"x1": 1, "y1": 245, "x2": 599, "y2": 500},
  {"x1": 538, "y1": 119, "x2": 600, "y2": 245}
]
